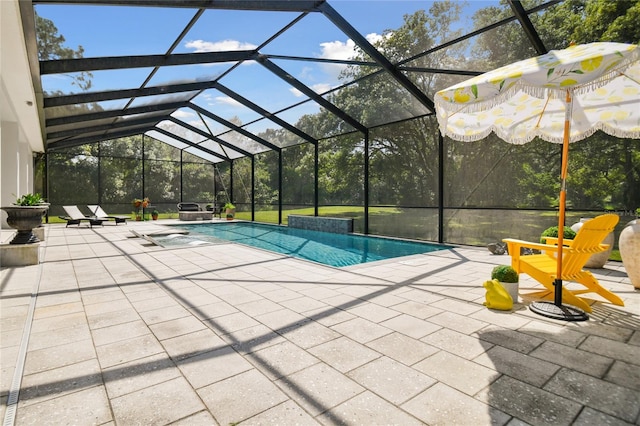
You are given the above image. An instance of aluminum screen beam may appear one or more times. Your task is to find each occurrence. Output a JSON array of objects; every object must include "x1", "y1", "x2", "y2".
[
  {"x1": 264, "y1": 54, "x2": 377, "y2": 67},
  {"x1": 47, "y1": 115, "x2": 166, "y2": 140},
  {"x1": 40, "y1": 51, "x2": 255, "y2": 74},
  {"x1": 318, "y1": 1, "x2": 435, "y2": 113},
  {"x1": 137, "y1": 9, "x2": 205, "y2": 91},
  {"x1": 43, "y1": 80, "x2": 218, "y2": 108},
  {"x1": 213, "y1": 83, "x2": 317, "y2": 145},
  {"x1": 47, "y1": 127, "x2": 155, "y2": 150},
  {"x1": 45, "y1": 101, "x2": 189, "y2": 127},
  {"x1": 152, "y1": 127, "x2": 229, "y2": 161},
  {"x1": 507, "y1": 0, "x2": 547, "y2": 55},
  {"x1": 167, "y1": 116, "x2": 254, "y2": 158},
  {"x1": 33, "y1": 0, "x2": 325, "y2": 12},
  {"x1": 398, "y1": 66, "x2": 483, "y2": 76},
  {"x1": 256, "y1": 56, "x2": 367, "y2": 133},
  {"x1": 188, "y1": 103, "x2": 280, "y2": 152}
]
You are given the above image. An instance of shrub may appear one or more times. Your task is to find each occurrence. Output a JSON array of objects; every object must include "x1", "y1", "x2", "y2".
[
  {"x1": 491, "y1": 265, "x2": 519, "y2": 283},
  {"x1": 540, "y1": 226, "x2": 576, "y2": 244},
  {"x1": 15, "y1": 193, "x2": 45, "y2": 206}
]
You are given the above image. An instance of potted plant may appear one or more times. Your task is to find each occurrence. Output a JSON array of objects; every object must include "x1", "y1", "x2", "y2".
[
  {"x1": 224, "y1": 202, "x2": 235, "y2": 220},
  {"x1": 1, "y1": 193, "x2": 49, "y2": 244},
  {"x1": 540, "y1": 226, "x2": 576, "y2": 244},
  {"x1": 151, "y1": 209, "x2": 159, "y2": 220},
  {"x1": 491, "y1": 265, "x2": 519, "y2": 303},
  {"x1": 132, "y1": 198, "x2": 141, "y2": 220},
  {"x1": 132, "y1": 197, "x2": 150, "y2": 221},
  {"x1": 15, "y1": 193, "x2": 48, "y2": 206}
]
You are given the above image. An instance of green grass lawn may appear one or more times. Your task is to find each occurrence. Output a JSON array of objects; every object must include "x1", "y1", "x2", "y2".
[
  {"x1": 235, "y1": 206, "x2": 389, "y2": 223},
  {"x1": 610, "y1": 250, "x2": 622, "y2": 262}
]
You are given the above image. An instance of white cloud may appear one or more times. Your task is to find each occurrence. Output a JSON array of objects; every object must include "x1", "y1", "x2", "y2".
[
  {"x1": 366, "y1": 32, "x2": 385, "y2": 46},
  {"x1": 198, "y1": 93, "x2": 240, "y2": 108},
  {"x1": 169, "y1": 110, "x2": 209, "y2": 132},
  {"x1": 187, "y1": 119, "x2": 205, "y2": 128},
  {"x1": 319, "y1": 33, "x2": 383, "y2": 60},
  {"x1": 312, "y1": 83, "x2": 332, "y2": 94},
  {"x1": 289, "y1": 83, "x2": 333, "y2": 98},
  {"x1": 317, "y1": 32, "x2": 384, "y2": 81},
  {"x1": 200, "y1": 93, "x2": 215, "y2": 102},
  {"x1": 213, "y1": 96, "x2": 243, "y2": 108},
  {"x1": 185, "y1": 39, "x2": 258, "y2": 52},
  {"x1": 319, "y1": 39, "x2": 358, "y2": 61},
  {"x1": 172, "y1": 110, "x2": 195, "y2": 119},
  {"x1": 298, "y1": 66, "x2": 314, "y2": 80}
]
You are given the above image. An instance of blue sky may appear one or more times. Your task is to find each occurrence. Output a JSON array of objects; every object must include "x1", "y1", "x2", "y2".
[{"x1": 37, "y1": 1, "x2": 495, "y2": 148}]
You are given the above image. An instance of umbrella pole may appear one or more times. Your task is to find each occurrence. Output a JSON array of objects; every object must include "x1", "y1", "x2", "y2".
[
  {"x1": 554, "y1": 91, "x2": 571, "y2": 307},
  {"x1": 529, "y1": 89, "x2": 588, "y2": 321}
]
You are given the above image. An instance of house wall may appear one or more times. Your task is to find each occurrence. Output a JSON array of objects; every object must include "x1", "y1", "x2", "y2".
[
  {"x1": 1, "y1": 116, "x2": 34, "y2": 228},
  {"x1": 1, "y1": 0, "x2": 43, "y2": 228}
]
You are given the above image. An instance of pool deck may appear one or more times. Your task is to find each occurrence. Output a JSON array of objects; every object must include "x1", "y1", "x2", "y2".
[{"x1": 1, "y1": 219, "x2": 639, "y2": 425}]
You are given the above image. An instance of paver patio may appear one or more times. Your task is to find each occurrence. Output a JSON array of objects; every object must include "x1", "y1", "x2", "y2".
[{"x1": 1, "y1": 220, "x2": 639, "y2": 425}]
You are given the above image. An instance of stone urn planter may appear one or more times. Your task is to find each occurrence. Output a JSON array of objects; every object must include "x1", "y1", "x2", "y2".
[
  {"x1": 571, "y1": 218, "x2": 614, "y2": 268},
  {"x1": 619, "y1": 219, "x2": 640, "y2": 289},
  {"x1": 1, "y1": 205, "x2": 49, "y2": 244}
]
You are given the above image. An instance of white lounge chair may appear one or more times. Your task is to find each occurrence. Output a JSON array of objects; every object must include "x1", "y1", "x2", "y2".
[
  {"x1": 59, "y1": 205, "x2": 104, "y2": 228},
  {"x1": 87, "y1": 205, "x2": 128, "y2": 225}
]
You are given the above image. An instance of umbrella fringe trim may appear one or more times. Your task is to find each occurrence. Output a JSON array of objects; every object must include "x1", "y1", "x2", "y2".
[
  {"x1": 598, "y1": 125, "x2": 640, "y2": 140},
  {"x1": 444, "y1": 126, "x2": 536, "y2": 144},
  {"x1": 439, "y1": 50, "x2": 639, "y2": 115},
  {"x1": 445, "y1": 123, "x2": 640, "y2": 144}
]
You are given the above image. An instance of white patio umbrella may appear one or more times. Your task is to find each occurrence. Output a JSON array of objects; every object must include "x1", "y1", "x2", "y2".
[{"x1": 435, "y1": 42, "x2": 640, "y2": 320}]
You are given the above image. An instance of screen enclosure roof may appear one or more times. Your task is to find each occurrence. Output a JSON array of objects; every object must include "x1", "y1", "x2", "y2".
[{"x1": 21, "y1": 0, "x2": 560, "y2": 163}]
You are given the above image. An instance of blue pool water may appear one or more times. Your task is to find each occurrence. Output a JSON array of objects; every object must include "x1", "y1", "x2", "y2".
[{"x1": 165, "y1": 222, "x2": 450, "y2": 267}]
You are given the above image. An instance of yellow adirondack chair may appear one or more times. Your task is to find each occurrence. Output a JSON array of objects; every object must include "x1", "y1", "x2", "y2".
[{"x1": 503, "y1": 214, "x2": 623, "y2": 313}]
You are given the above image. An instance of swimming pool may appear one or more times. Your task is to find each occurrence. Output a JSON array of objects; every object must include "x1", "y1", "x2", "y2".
[{"x1": 159, "y1": 222, "x2": 450, "y2": 267}]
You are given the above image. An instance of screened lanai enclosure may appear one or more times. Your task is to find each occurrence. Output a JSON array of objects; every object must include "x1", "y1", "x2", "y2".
[{"x1": 25, "y1": 0, "x2": 639, "y2": 246}]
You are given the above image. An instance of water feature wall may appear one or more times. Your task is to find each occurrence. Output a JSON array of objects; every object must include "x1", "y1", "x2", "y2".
[{"x1": 288, "y1": 215, "x2": 353, "y2": 234}]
